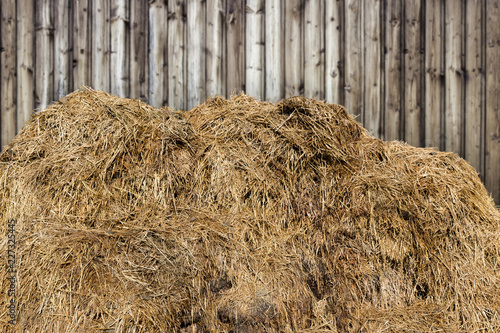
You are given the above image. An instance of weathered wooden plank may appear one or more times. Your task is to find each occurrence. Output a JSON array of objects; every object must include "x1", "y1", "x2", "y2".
[
  {"x1": 464, "y1": 0, "x2": 484, "y2": 175},
  {"x1": 148, "y1": 0, "x2": 167, "y2": 108},
  {"x1": 187, "y1": 0, "x2": 206, "y2": 109},
  {"x1": 444, "y1": 0, "x2": 464, "y2": 154},
  {"x1": 265, "y1": 0, "x2": 284, "y2": 102},
  {"x1": 1, "y1": 0, "x2": 17, "y2": 147},
  {"x1": 485, "y1": 0, "x2": 500, "y2": 202},
  {"x1": 17, "y1": 0, "x2": 35, "y2": 131},
  {"x1": 384, "y1": 0, "x2": 402, "y2": 141},
  {"x1": 245, "y1": 0, "x2": 265, "y2": 99},
  {"x1": 72, "y1": 0, "x2": 91, "y2": 89},
  {"x1": 325, "y1": 0, "x2": 343, "y2": 105},
  {"x1": 364, "y1": 0, "x2": 381, "y2": 138},
  {"x1": 284, "y1": 0, "x2": 303, "y2": 98},
  {"x1": 226, "y1": 0, "x2": 245, "y2": 96},
  {"x1": 53, "y1": 0, "x2": 70, "y2": 100},
  {"x1": 304, "y1": 0, "x2": 323, "y2": 100},
  {"x1": 403, "y1": 0, "x2": 423, "y2": 147},
  {"x1": 424, "y1": 0, "x2": 444, "y2": 150},
  {"x1": 130, "y1": 0, "x2": 148, "y2": 101},
  {"x1": 168, "y1": 0, "x2": 186, "y2": 109},
  {"x1": 344, "y1": 0, "x2": 362, "y2": 117},
  {"x1": 206, "y1": 0, "x2": 224, "y2": 97},
  {"x1": 92, "y1": 0, "x2": 110, "y2": 92},
  {"x1": 110, "y1": 0, "x2": 129, "y2": 97},
  {"x1": 35, "y1": 0, "x2": 54, "y2": 112}
]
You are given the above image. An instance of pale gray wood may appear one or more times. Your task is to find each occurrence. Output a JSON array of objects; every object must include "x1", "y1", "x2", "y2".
[
  {"x1": 304, "y1": 0, "x2": 323, "y2": 100},
  {"x1": 485, "y1": 0, "x2": 500, "y2": 201},
  {"x1": 1, "y1": 0, "x2": 17, "y2": 147},
  {"x1": 206, "y1": 0, "x2": 224, "y2": 97},
  {"x1": 284, "y1": 0, "x2": 303, "y2": 97},
  {"x1": 54, "y1": 0, "x2": 70, "y2": 100},
  {"x1": 17, "y1": 0, "x2": 35, "y2": 131},
  {"x1": 245, "y1": 0, "x2": 265, "y2": 99},
  {"x1": 384, "y1": 0, "x2": 402, "y2": 141},
  {"x1": 187, "y1": 0, "x2": 206, "y2": 109},
  {"x1": 111, "y1": 0, "x2": 130, "y2": 97},
  {"x1": 444, "y1": 0, "x2": 464, "y2": 154},
  {"x1": 72, "y1": 0, "x2": 91, "y2": 89},
  {"x1": 265, "y1": 0, "x2": 284, "y2": 102},
  {"x1": 226, "y1": 0, "x2": 245, "y2": 96},
  {"x1": 35, "y1": 0, "x2": 54, "y2": 112},
  {"x1": 168, "y1": 0, "x2": 186, "y2": 109},
  {"x1": 130, "y1": 0, "x2": 149, "y2": 101},
  {"x1": 325, "y1": 0, "x2": 343, "y2": 104},
  {"x1": 424, "y1": 0, "x2": 444, "y2": 150},
  {"x1": 92, "y1": 0, "x2": 111, "y2": 92},
  {"x1": 148, "y1": 0, "x2": 167, "y2": 107},
  {"x1": 344, "y1": 0, "x2": 362, "y2": 117}
]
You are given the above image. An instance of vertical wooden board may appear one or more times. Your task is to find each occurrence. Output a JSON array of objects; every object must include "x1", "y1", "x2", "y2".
[
  {"x1": 35, "y1": 0, "x2": 54, "y2": 112},
  {"x1": 344, "y1": 0, "x2": 363, "y2": 118},
  {"x1": 187, "y1": 0, "x2": 206, "y2": 109},
  {"x1": 226, "y1": 0, "x2": 245, "y2": 96},
  {"x1": 284, "y1": 0, "x2": 303, "y2": 97},
  {"x1": 403, "y1": 0, "x2": 423, "y2": 147},
  {"x1": 385, "y1": 0, "x2": 402, "y2": 141},
  {"x1": 130, "y1": 0, "x2": 148, "y2": 101},
  {"x1": 110, "y1": 0, "x2": 130, "y2": 97},
  {"x1": 325, "y1": 0, "x2": 343, "y2": 105},
  {"x1": 265, "y1": 0, "x2": 284, "y2": 102},
  {"x1": 17, "y1": 0, "x2": 35, "y2": 131},
  {"x1": 304, "y1": 0, "x2": 323, "y2": 100},
  {"x1": 485, "y1": 0, "x2": 500, "y2": 202},
  {"x1": 424, "y1": 0, "x2": 444, "y2": 149},
  {"x1": 53, "y1": 0, "x2": 70, "y2": 100},
  {"x1": 444, "y1": 0, "x2": 464, "y2": 154},
  {"x1": 72, "y1": 0, "x2": 90, "y2": 89},
  {"x1": 464, "y1": 0, "x2": 484, "y2": 175},
  {"x1": 206, "y1": 0, "x2": 224, "y2": 97},
  {"x1": 363, "y1": 0, "x2": 381, "y2": 137},
  {"x1": 245, "y1": 0, "x2": 264, "y2": 99},
  {"x1": 92, "y1": 0, "x2": 111, "y2": 92},
  {"x1": 1, "y1": 0, "x2": 17, "y2": 147},
  {"x1": 148, "y1": 0, "x2": 167, "y2": 108},
  {"x1": 168, "y1": 0, "x2": 186, "y2": 109}
]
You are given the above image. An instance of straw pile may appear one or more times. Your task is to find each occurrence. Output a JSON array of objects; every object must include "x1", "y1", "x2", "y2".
[{"x1": 1, "y1": 87, "x2": 499, "y2": 332}]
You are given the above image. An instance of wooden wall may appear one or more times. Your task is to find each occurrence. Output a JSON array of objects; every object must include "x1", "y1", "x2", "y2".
[{"x1": 0, "y1": 0, "x2": 499, "y2": 203}]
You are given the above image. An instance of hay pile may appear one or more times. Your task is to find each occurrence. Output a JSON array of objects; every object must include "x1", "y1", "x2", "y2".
[{"x1": 1, "y1": 87, "x2": 499, "y2": 332}]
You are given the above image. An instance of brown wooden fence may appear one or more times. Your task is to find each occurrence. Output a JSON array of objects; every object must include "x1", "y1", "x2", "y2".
[{"x1": 1, "y1": 0, "x2": 500, "y2": 203}]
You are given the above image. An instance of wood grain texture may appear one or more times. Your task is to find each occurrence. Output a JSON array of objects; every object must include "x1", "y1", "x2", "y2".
[
  {"x1": 72, "y1": 0, "x2": 90, "y2": 89},
  {"x1": 130, "y1": 0, "x2": 148, "y2": 101},
  {"x1": 17, "y1": 0, "x2": 35, "y2": 131},
  {"x1": 54, "y1": 0, "x2": 70, "y2": 100},
  {"x1": 403, "y1": 0, "x2": 423, "y2": 147},
  {"x1": 35, "y1": 0, "x2": 54, "y2": 111},
  {"x1": 344, "y1": 0, "x2": 363, "y2": 118},
  {"x1": 92, "y1": 0, "x2": 110, "y2": 91},
  {"x1": 148, "y1": 0, "x2": 167, "y2": 108},
  {"x1": 485, "y1": 0, "x2": 500, "y2": 201},
  {"x1": 168, "y1": 0, "x2": 186, "y2": 109},
  {"x1": 110, "y1": 0, "x2": 129, "y2": 97},
  {"x1": 226, "y1": 0, "x2": 245, "y2": 95},
  {"x1": 464, "y1": 0, "x2": 484, "y2": 175},
  {"x1": 304, "y1": 0, "x2": 323, "y2": 100},
  {"x1": 444, "y1": 0, "x2": 464, "y2": 154},
  {"x1": 265, "y1": 0, "x2": 284, "y2": 102},
  {"x1": 206, "y1": 0, "x2": 224, "y2": 98},
  {"x1": 364, "y1": 0, "x2": 381, "y2": 137},
  {"x1": 284, "y1": 0, "x2": 303, "y2": 97},
  {"x1": 245, "y1": 0, "x2": 265, "y2": 99},
  {"x1": 325, "y1": 0, "x2": 343, "y2": 105},
  {"x1": 1, "y1": 0, "x2": 17, "y2": 148},
  {"x1": 384, "y1": 0, "x2": 402, "y2": 141},
  {"x1": 424, "y1": 0, "x2": 444, "y2": 150},
  {"x1": 187, "y1": 0, "x2": 206, "y2": 109}
]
